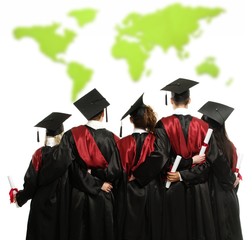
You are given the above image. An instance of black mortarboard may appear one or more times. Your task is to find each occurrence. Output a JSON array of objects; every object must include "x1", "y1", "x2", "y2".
[
  {"x1": 121, "y1": 93, "x2": 145, "y2": 120},
  {"x1": 73, "y1": 88, "x2": 110, "y2": 121},
  {"x1": 198, "y1": 101, "x2": 234, "y2": 125},
  {"x1": 35, "y1": 112, "x2": 71, "y2": 141},
  {"x1": 161, "y1": 78, "x2": 198, "y2": 104},
  {"x1": 120, "y1": 93, "x2": 145, "y2": 137}
]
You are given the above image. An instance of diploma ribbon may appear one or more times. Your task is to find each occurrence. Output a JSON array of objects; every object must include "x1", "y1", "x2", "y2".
[
  {"x1": 235, "y1": 168, "x2": 242, "y2": 180},
  {"x1": 9, "y1": 188, "x2": 18, "y2": 204}
]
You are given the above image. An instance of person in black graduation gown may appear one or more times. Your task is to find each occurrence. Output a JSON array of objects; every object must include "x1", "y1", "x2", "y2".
[
  {"x1": 48, "y1": 88, "x2": 122, "y2": 240},
  {"x1": 116, "y1": 93, "x2": 166, "y2": 240},
  {"x1": 198, "y1": 101, "x2": 243, "y2": 240},
  {"x1": 155, "y1": 78, "x2": 220, "y2": 240},
  {"x1": 12, "y1": 112, "x2": 71, "y2": 240}
]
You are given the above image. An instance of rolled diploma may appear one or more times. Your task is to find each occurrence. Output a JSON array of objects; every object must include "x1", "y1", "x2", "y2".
[
  {"x1": 199, "y1": 128, "x2": 213, "y2": 156},
  {"x1": 235, "y1": 153, "x2": 243, "y2": 177},
  {"x1": 166, "y1": 155, "x2": 182, "y2": 188},
  {"x1": 8, "y1": 176, "x2": 15, "y2": 189},
  {"x1": 7, "y1": 176, "x2": 19, "y2": 207}
]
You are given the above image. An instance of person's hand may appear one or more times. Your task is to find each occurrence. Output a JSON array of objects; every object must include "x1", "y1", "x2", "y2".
[
  {"x1": 128, "y1": 175, "x2": 135, "y2": 182},
  {"x1": 233, "y1": 177, "x2": 240, "y2": 188},
  {"x1": 13, "y1": 193, "x2": 17, "y2": 203},
  {"x1": 9, "y1": 188, "x2": 18, "y2": 203},
  {"x1": 167, "y1": 172, "x2": 180, "y2": 182},
  {"x1": 192, "y1": 154, "x2": 205, "y2": 164},
  {"x1": 101, "y1": 182, "x2": 113, "y2": 193}
]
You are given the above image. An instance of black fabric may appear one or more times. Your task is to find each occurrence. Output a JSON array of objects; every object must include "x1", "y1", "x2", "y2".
[
  {"x1": 208, "y1": 152, "x2": 243, "y2": 240},
  {"x1": 16, "y1": 146, "x2": 71, "y2": 240},
  {"x1": 62, "y1": 126, "x2": 122, "y2": 240},
  {"x1": 155, "y1": 115, "x2": 219, "y2": 240},
  {"x1": 116, "y1": 132, "x2": 165, "y2": 240}
]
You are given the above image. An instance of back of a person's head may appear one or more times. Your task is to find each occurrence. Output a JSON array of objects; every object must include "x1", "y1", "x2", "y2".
[
  {"x1": 202, "y1": 115, "x2": 233, "y2": 161},
  {"x1": 35, "y1": 112, "x2": 71, "y2": 145},
  {"x1": 131, "y1": 105, "x2": 157, "y2": 132},
  {"x1": 45, "y1": 132, "x2": 64, "y2": 147},
  {"x1": 172, "y1": 92, "x2": 190, "y2": 106},
  {"x1": 201, "y1": 115, "x2": 221, "y2": 130},
  {"x1": 90, "y1": 110, "x2": 104, "y2": 121}
]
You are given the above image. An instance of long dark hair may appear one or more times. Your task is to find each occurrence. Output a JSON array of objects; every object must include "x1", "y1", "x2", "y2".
[{"x1": 202, "y1": 115, "x2": 233, "y2": 167}]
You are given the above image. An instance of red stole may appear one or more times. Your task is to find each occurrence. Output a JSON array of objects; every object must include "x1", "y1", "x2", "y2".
[
  {"x1": 117, "y1": 133, "x2": 155, "y2": 176},
  {"x1": 32, "y1": 147, "x2": 42, "y2": 172},
  {"x1": 71, "y1": 125, "x2": 108, "y2": 169},
  {"x1": 161, "y1": 115, "x2": 208, "y2": 158}
]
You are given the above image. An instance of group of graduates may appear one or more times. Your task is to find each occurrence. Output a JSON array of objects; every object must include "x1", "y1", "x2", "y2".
[{"x1": 10, "y1": 78, "x2": 243, "y2": 240}]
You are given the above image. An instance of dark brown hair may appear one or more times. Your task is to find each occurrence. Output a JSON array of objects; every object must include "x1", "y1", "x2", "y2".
[{"x1": 130, "y1": 105, "x2": 157, "y2": 132}]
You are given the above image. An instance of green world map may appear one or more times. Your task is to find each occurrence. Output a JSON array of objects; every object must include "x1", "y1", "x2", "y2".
[{"x1": 13, "y1": 3, "x2": 224, "y2": 101}]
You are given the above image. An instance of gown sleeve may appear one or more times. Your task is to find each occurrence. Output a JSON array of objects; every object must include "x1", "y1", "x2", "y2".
[
  {"x1": 211, "y1": 152, "x2": 236, "y2": 191},
  {"x1": 178, "y1": 157, "x2": 193, "y2": 170},
  {"x1": 180, "y1": 134, "x2": 219, "y2": 185},
  {"x1": 69, "y1": 158, "x2": 103, "y2": 196},
  {"x1": 38, "y1": 131, "x2": 76, "y2": 186},
  {"x1": 16, "y1": 148, "x2": 43, "y2": 207},
  {"x1": 134, "y1": 130, "x2": 169, "y2": 187}
]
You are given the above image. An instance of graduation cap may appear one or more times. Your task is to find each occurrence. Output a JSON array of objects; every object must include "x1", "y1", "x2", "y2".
[
  {"x1": 73, "y1": 88, "x2": 110, "y2": 121},
  {"x1": 35, "y1": 112, "x2": 71, "y2": 142},
  {"x1": 120, "y1": 93, "x2": 146, "y2": 137},
  {"x1": 198, "y1": 101, "x2": 234, "y2": 125},
  {"x1": 161, "y1": 78, "x2": 198, "y2": 105},
  {"x1": 121, "y1": 93, "x2": 145, "y2": 120}
]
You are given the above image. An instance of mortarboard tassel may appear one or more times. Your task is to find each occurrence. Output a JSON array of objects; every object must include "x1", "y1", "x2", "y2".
[
  {"x1": 105, "y1": 107, "x2": 108, "y2": 122},
  {"x1": 37, "y1": 129, "x2": 40, "y2": 142},
  {"x1": 119, "y1": 121, "x2": 122, "y2": 138},
  {"x1": 165, "y1": 93, "x2": 168, "y2": 105}
]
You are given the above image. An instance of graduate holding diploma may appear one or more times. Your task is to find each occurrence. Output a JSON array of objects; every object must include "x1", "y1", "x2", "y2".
[
  {"x1": 14, "y1": 112, "x2": 71, "y2": 240},
  {"x1": 199, "y1": 101, "x2": 243, "y2": 240},
  {"x1": 155, "y1": 78, "x2": 220, "y2": 240}
]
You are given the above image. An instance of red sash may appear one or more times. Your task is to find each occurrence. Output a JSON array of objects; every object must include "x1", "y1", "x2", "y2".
[
  {"x1": 32, "y1": 147, "x2": 42, "y2": 172},
  {"x1": 71, "y1": 125, "x2": 108, "y2": 169},
  {"x1": 117, "y1": 133, "x2": 155, "y2": 175},
  {"x1": 161, "y1": 115, "x2": 208, "y2": 158}
]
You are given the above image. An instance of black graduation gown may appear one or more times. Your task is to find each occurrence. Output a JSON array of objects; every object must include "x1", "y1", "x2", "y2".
[
  {"x1": 116, "y1": 132, "x2": 165, "y2": 240},
  {"x1": 52, "y1": 125, "x2": 122, "y2": 240},
  {"x1": 155, "y1": 114, "x2": 219, "y2": 240},
  {"x1": 208, "y1": 145, "x2": 243, "y2": 240},
  {"x1": 16, "y1": 146, "x2": 71, "y2": 240}
]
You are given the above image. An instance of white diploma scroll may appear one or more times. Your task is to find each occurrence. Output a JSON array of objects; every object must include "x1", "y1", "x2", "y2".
[
  {"x1": 199, "y1": 128, "x2": 213, "y2": 156},
  {"x1": 7, "y1": 176, "x2": 19, "y2": 207},
  {"x1": 8, "y1": 176, "x2": 15, "y2": 189},
  {"x1": 166, "y1": 155, "x2": 182, "y2": 188}
]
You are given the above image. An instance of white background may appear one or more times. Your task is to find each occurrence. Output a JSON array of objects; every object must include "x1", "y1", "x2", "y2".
[{"x1": 0, "y1": 0, "x2": 251, "y2": 239}]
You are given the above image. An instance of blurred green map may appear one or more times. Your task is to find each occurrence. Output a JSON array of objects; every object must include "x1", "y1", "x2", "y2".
[{"x1": 13, "y1": 4, "x2": 224, "y2": 101}]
